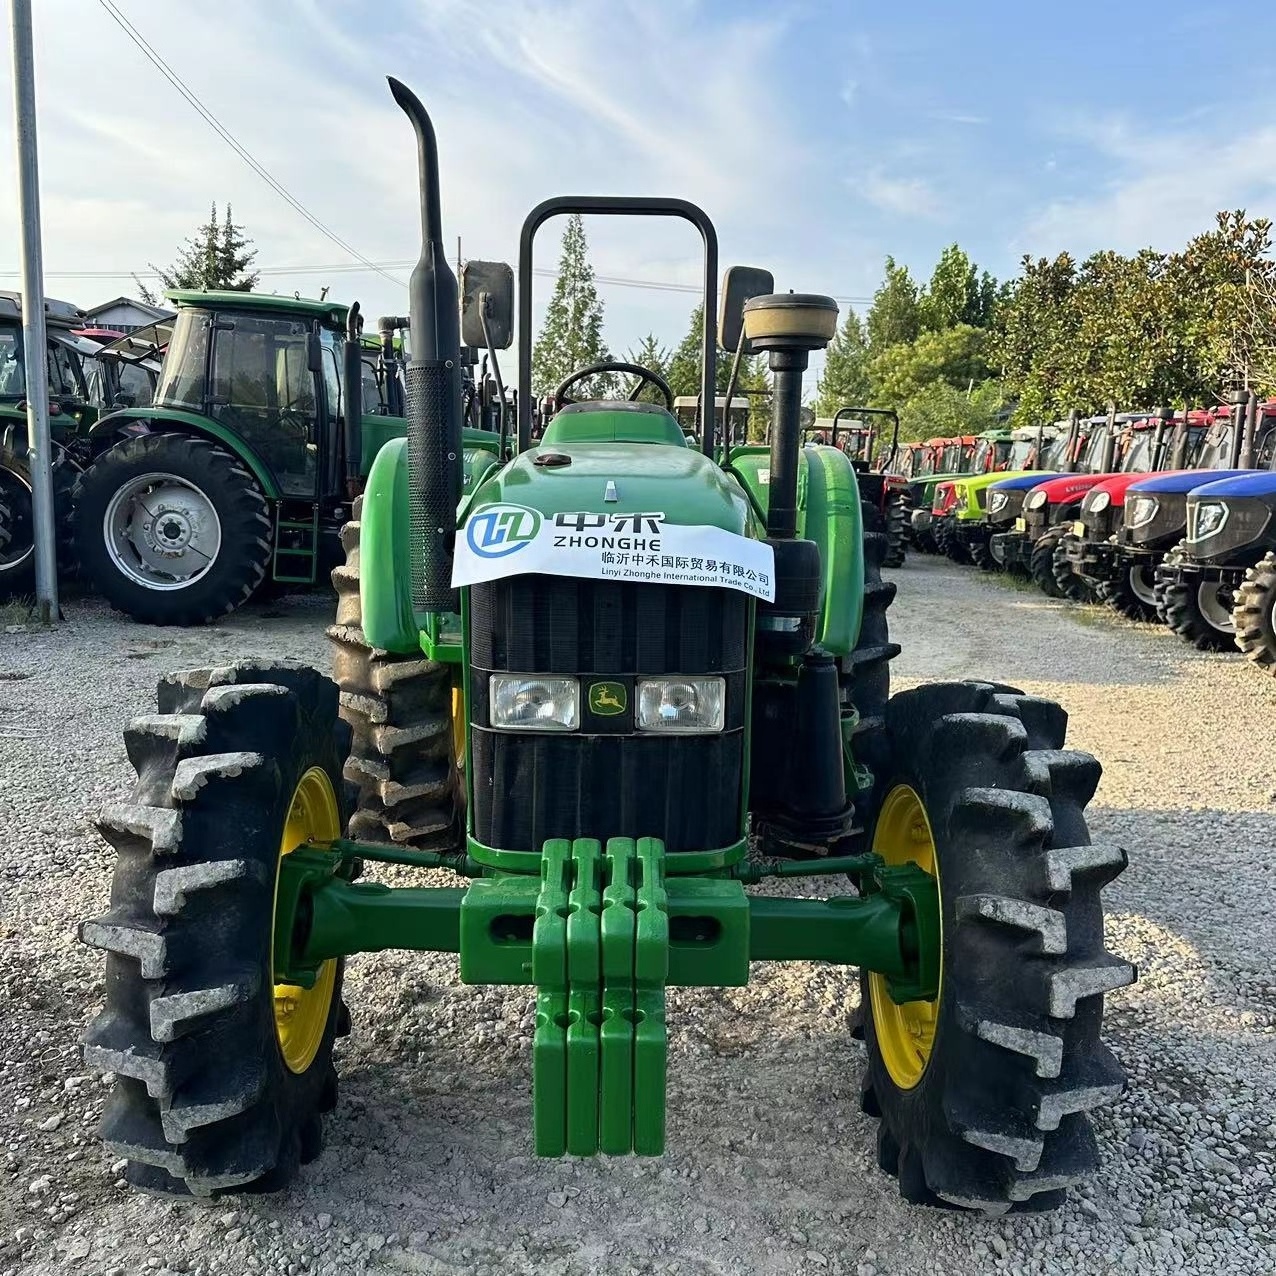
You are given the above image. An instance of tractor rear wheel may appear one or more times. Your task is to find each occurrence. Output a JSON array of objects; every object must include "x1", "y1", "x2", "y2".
[
  {"x1": 0, "y1": 447, "x2": 77, "y2": 598},
  {"x1": 860, "y1": 681, "x2": 1133, "y2": 1213},
  {"x1": 80, "y1": 663, "x2": 351, "y2": 1196},
  {"x1": 1232, "y1": 551, "x2": 1276, "y2": 673},
  {"x1": 1098, "y1": 563, "x2": 1159, "y2": 622},
  {"x1": 1029, "y1": 531, "x2": 1066, "y2": 598},
  {"x1": 1050, "y1": 534, "x2": 1092, "y2": 602},
  {"x1": 328, "y1": 497, "x2": 461, "y2": 848},
  {"x1": 1157, "y1": 540, "x2": 1236, "y2": 651},
  {"x1": 73, "y1": 435, "x2": 272, "y2": 625},
  {"x1": 883, "y1": 491, "x2": 909, "y2": 568}
]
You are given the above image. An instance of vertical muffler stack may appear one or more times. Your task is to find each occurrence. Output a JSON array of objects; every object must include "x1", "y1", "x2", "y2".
[{"x1": 389, "y1": 77, "x2": 462, "y2": 614}]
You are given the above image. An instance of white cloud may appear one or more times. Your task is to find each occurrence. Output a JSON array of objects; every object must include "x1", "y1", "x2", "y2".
[
  {"x1": 1017, "y1": 113, "x2": 1276, "y2": 258},
  {"x1": 860, "y1": 171, "x2": 943, "y2": 220}
]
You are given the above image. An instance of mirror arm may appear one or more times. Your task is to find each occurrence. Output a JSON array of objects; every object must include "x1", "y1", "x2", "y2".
[
  {"x1": 720, "y1": 339, "x2": 748, "y2": 469},
  {"x1": 478, "y1": 294, "x2": 509, "y2": 459}
]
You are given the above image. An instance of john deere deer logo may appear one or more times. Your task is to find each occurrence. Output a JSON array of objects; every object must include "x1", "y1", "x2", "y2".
[{"x1": 588, "y1": 681, "x2": 626, "y2": 716}]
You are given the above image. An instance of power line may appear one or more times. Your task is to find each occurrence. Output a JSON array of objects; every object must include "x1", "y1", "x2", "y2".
[
  {"x1": 0, "y1": 259, "x2": 873, "y2": 306},
  {"x1": 94, "y1": 0, "x2": 406, "y2": 290}
]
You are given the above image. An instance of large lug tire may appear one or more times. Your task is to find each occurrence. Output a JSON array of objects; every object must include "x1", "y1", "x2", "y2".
[
  {"x1": 1050, "y1": 535, "x2": 1093, "y2": 603},
  {"x1": 860, "y1": 681, "x2": 1134, "y2": 1214},
  {"x1": 73, "y1": 435, "x2": 272, "y2": 625},
  {"x1": 80, "y1": 663, "x2": 352, "y2": 1196},
  {"x1": 839, "y1": 522, "x2": 899, "y2": 789},
  {"x1": 328, "y1": 497, "x2": 461, "y2": 849},
  {"x1": 0, "y1": 448, "x2": 77, "y2": 598},
  {"x1": 883, "y1": 492, "x2": 909, "y2": 568},
  {"x1": 1156, "y1": 539, "x2": 1236, "y2": 651},
  {"x1": 968, "y1": 532, "x2": 999, "y2": 573},
  {"x1": 1097, "y1": 561, "x2": 1160, "y2": 623},
  {"x1": 1029, "y1": 531, "x2": 1066, "y2": 598},
  {"x1": 936, "y1": 517, "x2": 970, "y2": 564},
  {"x1": 1232, "y1": 551, "x2": 1276, "y2": 672}
]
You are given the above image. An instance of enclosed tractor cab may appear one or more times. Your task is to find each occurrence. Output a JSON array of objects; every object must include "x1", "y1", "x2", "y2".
[
  {"x1": 75, "y1": 326, "x2": 162, "y2": 413},
  {"x1": 1148, "y1": 396, "x2": 1276, "y2": 658},
  {"x1": 927, "y1": 427, "x2": 1020, "y2": 563},
  {"x1": 1061, "y1": 404, "x2": 1247, "y2": 621},
  {"x1": 0, "y1": 291, "x2": 104, "y2": 596},
  {"x1": 938, "y1": 425, "x2": 1067, "y2": 571},
  {"x1": 68, "y1": 290, "x2": 430, "y2": 625},
  {"x1": 81, "y1": 77, "x2": 1132, "y2": 1212},
  {"x1": 914, "y1": 429, "x2": 1012, "y2": 561},
  {"x1": 905, "y1": 434, "x2": 958, "y2": 552}
]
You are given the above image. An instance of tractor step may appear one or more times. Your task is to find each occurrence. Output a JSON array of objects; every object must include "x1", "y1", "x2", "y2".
[{"x1": 272, "y1": 504, "x2": 321, "y2": 584}]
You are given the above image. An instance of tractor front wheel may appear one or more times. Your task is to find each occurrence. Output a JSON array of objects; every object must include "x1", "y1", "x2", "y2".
[
  {"x1": 1050, "y1": 535, "x2": 1092, "y2": 602},
  {"x1": 968, "y1": 533, "x2": 999, "y2": 572},
  {"x1": 1232, "y1": 551, "x2": 1276, "y2": 673},
  {"x1": 73, "y1": 434, "x2": 272, "y2": 625},
  {"x1": 0, "y1": 448, "x2": 77, "y2": 598},
  {"x1": 1157, "y1": 541, "x2": 1236, "y2": 651},
  {"x1": 1098, "y1": 563, "x2": 1160, "y2": 622},
  {"x1": 860, "y1": 681, "x2": 1133, "y2": 1213},
  {"x1": 883, "y1": 491, "x2": 909, "y2": 569},
  {"x1": 80, "y1": 663, "x2": 351, "y2": 1195},
  {"x1": 328, "y1": 497, "x2": 461, "y2": 848},
  {"x1": 1029, "y1": 531, "x2": 1066, "y2": 598}
]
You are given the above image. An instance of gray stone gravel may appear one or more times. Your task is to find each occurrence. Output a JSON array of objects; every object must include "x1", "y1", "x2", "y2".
[{"x1": 1, "y1": 560, "x2": 1274, "y2": 1275}]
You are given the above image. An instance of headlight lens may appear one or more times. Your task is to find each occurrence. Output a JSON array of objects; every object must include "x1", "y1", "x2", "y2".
[
  {"x1": 1025, "y1": 490, "x2": 1048, "y2": 510},
  {"x1": 1085, "y1": 489, "x2": 1111, "y2": 513},
  {"x1": 490, "y1": 675, "x2": 579, "y2": 730},
  {"x1": 1127, "y1": 495, "x2": 1159, "y2": 528},
  {"x1": 636, "y1": 677, "x2": 725, "y2": 733},
  {"x1": 989, "y1": 491, "x2": 1008, "y2": 513},
  {"x1": 1193, "y1": 501, "x2": 1229, "y2": 540}
]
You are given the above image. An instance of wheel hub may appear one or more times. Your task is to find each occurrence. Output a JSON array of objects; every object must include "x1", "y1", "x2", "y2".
[
  {"x1": 1129, "y1": 565, "x2": 1158, "y2": 606},
  {"x1": 1197, "y1": 580, "x2": 1236, "y2": 633},
  {"x1": 104, "y1": 472, "x2": 223, "y2": 590}
]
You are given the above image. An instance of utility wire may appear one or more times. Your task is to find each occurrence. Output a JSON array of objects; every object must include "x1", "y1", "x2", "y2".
[{"x1": 95, "y1": 0, "x2": 406, "y2": 290}]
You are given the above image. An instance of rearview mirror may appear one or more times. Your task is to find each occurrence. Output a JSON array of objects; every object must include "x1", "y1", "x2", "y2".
[
  {"x1": 307, "y1": 325, "x2": 324, "y2": 374},
  {"x1": 718, "y1": 265, "x2": 774, "y2": 353},
  {"x1": 461, "y1": 260, "x2": 515, "y2": 350}
]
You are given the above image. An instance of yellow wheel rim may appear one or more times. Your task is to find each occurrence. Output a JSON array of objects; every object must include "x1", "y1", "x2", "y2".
[
  {"x1": 868, "y1": 784, "x2": 942, "y2": 1090},
  {"x1": 451, "y1": 684, "x2": 465, "y2": 771},
  {"x1": 272, "y1": 766, "x2": 340, "y2": 1075}
]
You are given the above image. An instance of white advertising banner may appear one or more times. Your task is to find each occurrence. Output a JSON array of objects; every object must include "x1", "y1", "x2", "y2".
[{"x1": 452, "y1": 504, "x2": 776, "y2": 602}]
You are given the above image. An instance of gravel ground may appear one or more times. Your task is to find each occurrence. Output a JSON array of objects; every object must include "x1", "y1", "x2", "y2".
[{"x1": 2, "y1": 559, "x2": 1275, "y2": 1276}]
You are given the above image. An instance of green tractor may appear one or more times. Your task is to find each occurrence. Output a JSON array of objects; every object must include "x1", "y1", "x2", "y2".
[
  {"x1": 67, "y1": 292, "x2": 432, "y2": 626},
  {"x1": 80, "y1": 79, "x2": 1133, "y2": 1211}
]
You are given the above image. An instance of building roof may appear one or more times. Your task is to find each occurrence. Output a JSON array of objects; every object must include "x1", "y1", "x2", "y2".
[{"x1": 84, "y1": 296, "x2": 174, "y2": 322}]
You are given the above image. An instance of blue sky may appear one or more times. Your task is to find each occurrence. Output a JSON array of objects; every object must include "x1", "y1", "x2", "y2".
[{"x1": 2, "y1": 0, "x2": 1275, "y2": 382}]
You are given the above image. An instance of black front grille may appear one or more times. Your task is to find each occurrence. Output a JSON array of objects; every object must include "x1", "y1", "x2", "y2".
[
  {"x1": 468, "y1": 575, "x2": 748, "y2": 853},
  {"x1": 1081, "y1": 507, "x2": 1113, "y2": 539}
]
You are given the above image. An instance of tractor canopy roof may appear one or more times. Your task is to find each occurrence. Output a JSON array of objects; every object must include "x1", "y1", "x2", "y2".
[
  {"x1": 164, "y1": 289, "x2": 348, "y2": 330},
  {"x1": 0, "y1": 290, "x2": 86, "y2": 330}
]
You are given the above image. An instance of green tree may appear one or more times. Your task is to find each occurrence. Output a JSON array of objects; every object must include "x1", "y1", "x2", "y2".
[
  {"x1": 918, "y1": 244, "x2": 998, "y2": 332},
  {"x1": 898, "y1": 379, "x2": 1006, "y2": 442},
  {"x1": 866, "y1": 257, "x2": 920, "y2": 350},
  {"x1": 531, "y1": 214, "x2": 612, "y2": 397},
  {"x1": 667, "y1": 304, "x2": 769, "y2": 437},
  {"x1": 150, "y1": 202, "x2": 259, "y2": 292},
  {"x1": 869, "y1": 324, "x2": 991, "y2": 406},
  {"x1": 625, "y1": 333, "x2": 672, "y2": 403},
  {"x1": 814, "y1": 308, "x2": 871, "y2": 417}
]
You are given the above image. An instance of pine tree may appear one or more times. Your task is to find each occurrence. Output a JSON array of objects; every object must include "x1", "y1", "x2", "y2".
[
  {"x1": 866, "y1": 257, "x2": 921, "y2": 350},
  {"x1": 815, "y1": 307, "x2": 872, "y2": 416},
  {"x1": 667, "y1": 304, "x2": 768, "y2": 437},
  {"x1": 625, "y1": 334, "x2": 672, "y2": 402},
  {"x1": 531, "y1": 214, "x2": 612, "y2": 397},
  {"x1": 149, "y1": 203, "x2": 259, "y2": 292}
]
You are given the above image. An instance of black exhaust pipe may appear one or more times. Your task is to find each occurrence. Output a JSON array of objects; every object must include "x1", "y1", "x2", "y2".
[{"x1": 389, "y1": 76, "x2": 461, "y2": 614}]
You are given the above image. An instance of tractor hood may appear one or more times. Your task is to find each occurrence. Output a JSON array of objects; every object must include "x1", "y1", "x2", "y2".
[
  {"x1": 1085, "y1": 471, "x2": 1179, "y2": 505},
  {"x1": 468, "y1": 440, "x2": 756, "y2": 534},
  {"x1": 1126, "y1": 469, "x2": 1254, "y2": 497},
  {"x1": 1027, "y1": 473, "x2": 1111, "y2": 504},
  {"x1": 953, "y1": 468, "x2": 1045, "y2": 495},
  {"x1": 1187, "y1": 470, "x2": 1276, "y2": 501},
  {"x1": 987, "y1": 471, "x2": 1067, "y2": 493}
]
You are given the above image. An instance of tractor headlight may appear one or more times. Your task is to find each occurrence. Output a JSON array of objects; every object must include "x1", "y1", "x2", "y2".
[
  {"x1": 989, "y1": 490, "x2": 1009, "y2": 514},
  {"x1": 1084, "y1": 490, "x2": 1111, "y2": 514},
  {"x1": 636, "y1": 677, "x2": 725, "y2": 733},
  {"x1": 489, "y1": 675, "x2": 579, "y2": 730},
  {"x1": 1025, "y1": 490, "x2": 1048, "y2": 511},
  {"x1": 1127, "y1": 495, "x2": 1159, "y2": 528},
  {"x1": 1193, "y1": 501, "x2": 1229, "y2": 540}
]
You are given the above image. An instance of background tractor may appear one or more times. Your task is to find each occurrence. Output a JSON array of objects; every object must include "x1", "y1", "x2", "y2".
[
  {"x1": 0, "y1": 290, "x2": 104, "y2": 597},
  {"x1": 908, "y1": 429, "x2": 1010, "y2": 557},
  {"x1": 1069, "y1": 401, "x2": 1271, "y2": 622},
  {"x1": 932, "y1": 425, "x2": 1066, "y2": 570},
  {"x1": 81, "y1": 77, "x2": 1132, "y2": 1212},
  {"x1": 68, "y1": 291, "x2": 428, "y2": 625}
]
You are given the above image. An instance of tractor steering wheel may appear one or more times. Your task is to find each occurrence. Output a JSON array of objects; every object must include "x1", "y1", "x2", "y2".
[{"x1": 553, "y1": 360, "x2": 674, "y2": 411}]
